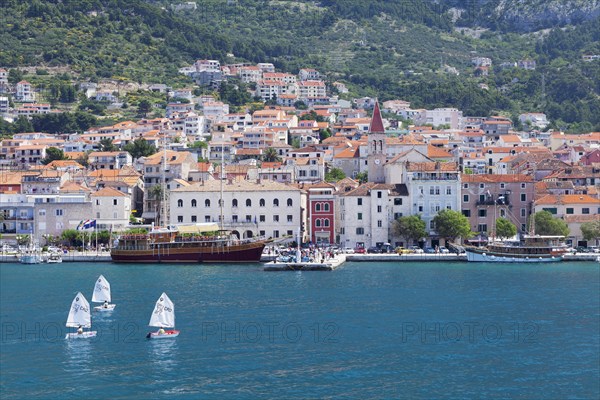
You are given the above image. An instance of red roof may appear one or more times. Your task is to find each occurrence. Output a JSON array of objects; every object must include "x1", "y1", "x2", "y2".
[{"x1": 369, "y1": 101, "x2": 385, "y2": 134}]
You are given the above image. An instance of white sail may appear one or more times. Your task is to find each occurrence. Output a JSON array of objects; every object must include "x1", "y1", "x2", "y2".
[
  {"x1": 148, "y1": 292, "x2": 175, "y2": 328},
  {"x1": 91, "y1": 275, "x2": 111, "y2": 303},
  {"x1": 66, "y1": 292, "x2": 92, "y2": 328}
]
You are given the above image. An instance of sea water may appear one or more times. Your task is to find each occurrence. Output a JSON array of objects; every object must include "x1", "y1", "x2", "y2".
[{"x1": 0, "y1": 261, "x2": 598, "y2": 399}]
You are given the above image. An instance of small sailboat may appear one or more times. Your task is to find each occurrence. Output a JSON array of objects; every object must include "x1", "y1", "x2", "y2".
[
  {"x1": 46, "y1": 252, "x2": 63, "y2": 263},
  {"x1": 65, "y1": 292, "x2": 97, "y2": 339},
  {"x1": 146, "y1": 292, "x2": 179, "y2": 339},
  {"x1": 92, "y1": 275, "x2": 116, "y2": 311}
]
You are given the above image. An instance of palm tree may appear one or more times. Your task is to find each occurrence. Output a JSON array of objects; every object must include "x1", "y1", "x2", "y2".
[{"x1": 262, "y1": 147, "x2": 281, "y2": 162}]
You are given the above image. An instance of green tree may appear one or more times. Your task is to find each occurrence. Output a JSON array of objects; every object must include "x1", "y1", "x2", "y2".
[
  {"x1": 580, "y1": 220, "x2": 600, "y2": 242},
  {"x1": 41, "y1": 147, "x2": 68, "y2": 165},
  {"x1": 138, "y1": 99, "x2": 152, "y2": 116},
  {"x1": 262, "y1": 147, "x2": 281, "y2": 162},
  {"x1": 8, "y1": 69, "x2": 23, "y2": 85},
  {"x1": 123, "y1": 138, "x2": 157, "y2": 159},
  {"x1": 325, "y1": 167, "x2": 346, "y2": 182},
  {"x1": 355, "y1": 171, "x2": 368, "y2": 183},
  {"x1": 495, "y1": 217, "x2": 517, "y2": 239},
  {"x1": 392, "y1": 215, "x2": 427, "y2": 245},
  {"x1": 433, "y1": 209, "x2": 473, "y2": 242},
  {"x1": 60, "y1": 229, "x2": 82, "y2": 247},
  {"x1": 98, "y1": 138, "x2": 117, "y2": 152},
  {"x1": 533, "y1": 211, "x2": 569, "y2": 236},
  {"x1": 12, "y1": 116, "x2": 34, "y2": 133},
  {"x1": 319, "y1": 128, "x2": 332, "y2": 141}
]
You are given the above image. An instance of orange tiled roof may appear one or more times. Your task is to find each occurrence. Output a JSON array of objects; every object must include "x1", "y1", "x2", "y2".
[{"x1": 534, "y1": 194, "x2": 599, "y2": 205}]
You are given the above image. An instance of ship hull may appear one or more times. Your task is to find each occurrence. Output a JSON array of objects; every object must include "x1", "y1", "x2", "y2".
[
  {"x1": 465, "y1": 248, "x2": 562, "y2": 263},
  {"x1": 110, "y1": 241, "x2": 266, "y2": 263}
]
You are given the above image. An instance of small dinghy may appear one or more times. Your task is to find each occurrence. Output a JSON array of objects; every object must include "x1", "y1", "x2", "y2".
[
  {"x1": 65, "y1": 292, "x2": 97, "y2": 339},
  {"x1": 146, "y1": 292, "x2": 179, "y2": 339},
  {"x1": 92, "y1": 275, "x2": 116, "y2": 311}
]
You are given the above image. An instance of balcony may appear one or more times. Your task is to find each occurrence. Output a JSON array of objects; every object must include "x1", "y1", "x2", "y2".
[{"x1": 476, "y1": 194, "x2": 511, "y2": 206}]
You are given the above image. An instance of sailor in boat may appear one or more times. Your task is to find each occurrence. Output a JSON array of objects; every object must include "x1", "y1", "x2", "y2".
[
  {"x1": 103, "y1": 300, "x2": 109, "y2": 309},
  {"x1": 77, "y1": 325, "x2": 83, "y2": 335},
  {"x1": 158, "y1": 327, "x2": 165, "y2": 335}
]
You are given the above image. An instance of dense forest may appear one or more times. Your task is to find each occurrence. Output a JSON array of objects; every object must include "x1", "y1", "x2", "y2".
[{"x1": 0, "y1": 0, "x2": 599, "y2": 131}]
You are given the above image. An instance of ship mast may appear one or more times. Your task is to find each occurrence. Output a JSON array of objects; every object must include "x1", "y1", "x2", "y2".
[{"x1": 220, "y1": 143, "x2": 224, "y2": 231}]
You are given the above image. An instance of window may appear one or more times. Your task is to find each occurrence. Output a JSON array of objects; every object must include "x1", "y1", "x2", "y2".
[
  {"x1": 205, "y1": 216, "x2": 211, "y2": 222},
  {"x1": 310, "y1": 170, "x2": 317, "y2": 177},
  {"x1": 435, "y1": 186, "x2": 440, "y2": 195},
  {"x1": 232, "y1": 215, "x2": 238, "y2": 222},
  {"x1": 394, "y1": 212, "x2": 402, "y2": 219},
  {"x1": 377, "y1": 191, "x2": 382, "y2": 199},
  {"x1": 246, "y1": 215, "x2": 252, "y2": 222},
  {"x1": 287, "y1": 230, "x2": 293, "y2": 236},
  {"x1": 38, "y1": 209, "x2": 46, "y2": 216},
  {"x1": 566, "y1": 208, "x2": 574, "y2": 214},
  {"x1": 430, "y1": 187, "x2": 435, "y2": 195},
  {"x1": 462, "y1": 210, "x2": 471, "y2": 217},
  {"x1": 478, "y1": 209, "x2": 487, "y2": 217},
  {"x1": 394, "y1": 198, "x2": 402, "y2": 205},
  {"x1": 259, "y1": 230, "x2": 265, "y2": 237},
  {"x1": 463, "y1": 195, "x2": 469, "y2": 203},
  {"x1": 377, "y1": 205, "x2": 382, "y2": 213},
  {"x1": 500, "y1": 209, "x2": 506, "y2": 217},
  {"x1": 520, "y1": 193, "x2": 526, "y2": 202},
  {"x1": 521, "y1": 183, "x2": 526, "y2": 189},
  {"x1": 478, "y1": 224, "x2": 488, "y2": 232},
  {"x1": 340, "y1": 227, "x2": 345, "y2": 234},
  {"x1": 357, "y1": 198, "x2": 362, "y2": 206},
  {"x1": 246, "y1": 199, "x2": 252, "y2": 207},
  {"x1": 521, "y1": 224, "x2": 526, "y2": 232},
  {"x1": 446, "y1": 186, "x2": 452, "y2": 195},
  {"x1": 324, "y1": 219, "x2": 330, "y2": 227},
  {"x1": 273, "y1": 199, "x2": 279, "y2": 207},
  {"x1": 177, "y1": 199, "x2": 183, "y2": 207},
  {"x1": 191, "y1": 215, "x2": 197, "y2": 222},
  {"x1": 315, "y1": 203, "x2": 321, "y2": 212},
  {"x1": 479, "y1": 183, "x2": 485, "y2": 189},
  {"x1": 191, "y1": 199, "x2": 197, "y2": 207},
  {"x1": 357, "y1": 213, "x2": 363, "y2": 220},
  {"x1": 287, "y1": 198, "x2": 293, "y2": 207},
  {"x1": 287, "y1": 215, "x2": 293, "y2": 222},
  {"x1": 274, "y1": 230, "x2": 279, "y2": 238},
  {"x1": 418, "y1": 186, "x2": 424, "y2": 194},
  {"x1": 324, "y1": 203, "x2": 330, "y2": 212},
  {"x1": 479, "y1": 195, "x2": 485, "y2": 202},
  {"x1": 356, "y1": 227, "x2": 364, "y2": 235},
  {"x1": 177, "y1": 216, "x2": 183, "y2": 223},
  {"x1": 259, "y1": 215, "x2": 265, "y2": 222},
  {"x1": 463, "y1": 183, "x2": 469, "y2": 189},
  {"x1": 377, "y1": 220, "x2": 382, "y2": 228},
  {"x1": 113, "y1": 199, "x2": 118, "y2": 206},
  {"x1": 582, "y1": 208, "x2": 590, "y2": 214},
  {"x1": 273, "y1": 215, "x2": 279, "y2": 222},
  {"x1": 521, "y1": 208, "x2": 526, "y2": 217},
  {"x1": 205, "y1": 199, "x2": 211, "y2": 207},
  {"x1": 500, "y1": 183, "x2": 505, "y2": 189},
  {"x1": 259, "y1": 199, "x2": 265, "y2": 207},
  {"x1": 316, "y1": 219, "x2": 321, "y2": 227},
  {"x1": 56, "y1": 209, "x2": 63, "y2": 216},
  {"x1": 232, "y1": 199, "x2": 238, "y2": 207},
  {"x1": 418, "y1": 204, "x2": 423, "y2": 212}
]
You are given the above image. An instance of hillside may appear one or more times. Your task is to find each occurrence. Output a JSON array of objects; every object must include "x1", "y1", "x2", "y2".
[{"x1": 1, "y1": 0, "x2": 599, "y2": 131}]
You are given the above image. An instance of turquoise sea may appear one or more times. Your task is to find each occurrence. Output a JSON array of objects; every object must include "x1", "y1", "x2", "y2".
[{"x1": 0, "y1": 261, "x2": 599, "y2": 399}]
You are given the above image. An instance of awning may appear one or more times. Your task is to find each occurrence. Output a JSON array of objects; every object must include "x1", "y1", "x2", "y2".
[{"x1": 175, "y1": 223, "x2": 220, "y2": 234}]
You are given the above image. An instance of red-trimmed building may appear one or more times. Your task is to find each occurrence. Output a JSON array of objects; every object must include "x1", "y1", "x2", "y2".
[{"x1": 306, "y1": 182, "x2": 336, "y2": 245}]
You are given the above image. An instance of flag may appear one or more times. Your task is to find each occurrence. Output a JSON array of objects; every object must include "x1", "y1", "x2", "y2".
[
  {"x1": 84, "y1": 220, "x2": 97, "y2": 230},
  {"x1": 76, "y1": 220, "x2": 85, "y2": 230}
]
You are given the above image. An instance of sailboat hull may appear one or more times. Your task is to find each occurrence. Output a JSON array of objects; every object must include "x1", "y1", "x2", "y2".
[
  {"x1": 111, "y1": 241, "x2": 266, "y2": 263},
  {"x1": 94, "y1": 304, "x2": 116, "y2": 312},
  {"x1": 147, "y1": 330, "x2": 180, "y2": 339},
  {"x1": 65, "y1": 331, "x2": 97, "y2": 339}
]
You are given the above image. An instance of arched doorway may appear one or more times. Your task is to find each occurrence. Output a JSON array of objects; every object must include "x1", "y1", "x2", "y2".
[{"x1": 231, "y1": 230, "x2": 240, "y2": 239}]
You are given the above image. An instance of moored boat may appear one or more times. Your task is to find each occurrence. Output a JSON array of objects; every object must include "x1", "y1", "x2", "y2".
[
  {"x1": 465, "y1": 235, "x2": 566, "y2": 263},
  {"x1": 110, "y1": 223, "x2": 268, "y2": 263}
]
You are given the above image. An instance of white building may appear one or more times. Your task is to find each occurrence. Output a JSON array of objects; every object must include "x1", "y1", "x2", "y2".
[
  {"x1": 91, "y1": 187, "x2": 132, "y2": 231},
  {"x1": 0, "y1": 96, "x2": 9, "y2": 115},
  {"x1": 424, "y1": 108, "x2": 463, "y2": 129},
  {"x1": 16, "y1": 81, "x2": 34, "y2": 102},
  {"x1": 169, "y1": 179, "x2": 307, "y2": 241},
  {"x1": 336, "y1": 183, "x2": 410, "y2": 249}
]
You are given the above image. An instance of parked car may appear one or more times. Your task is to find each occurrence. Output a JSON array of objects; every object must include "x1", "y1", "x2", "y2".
[
  {"x1": 354, "y1": 247, "x2": 366, "y2": 254},
  {"x1": 588, "y1": 246, "x2": 600, "y2": 253},
  {"x1": 343, "y1": 247, "x2": 355, "y2": 254},
  {"x1": 438, "y1": 246, "x2": 450, "y2": 254},
  {"x1": 380, "y1": 243, "x2": 393, "y2": 253},
  {"x1": 575, "y1": 246, "x2": 590, "y2": 253},
  {"x1": 410, "y1": 246, "x2": 424, "y2": 254},
  {"x1": 396, "y1": 247, "x2": 413, "y2": 255},
  {"x1": 367, "y1": 246, "x2": 382, "y2": 254},
  {"x1": 424, "y1": 247, "x2": 436, "y2": 254}
]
